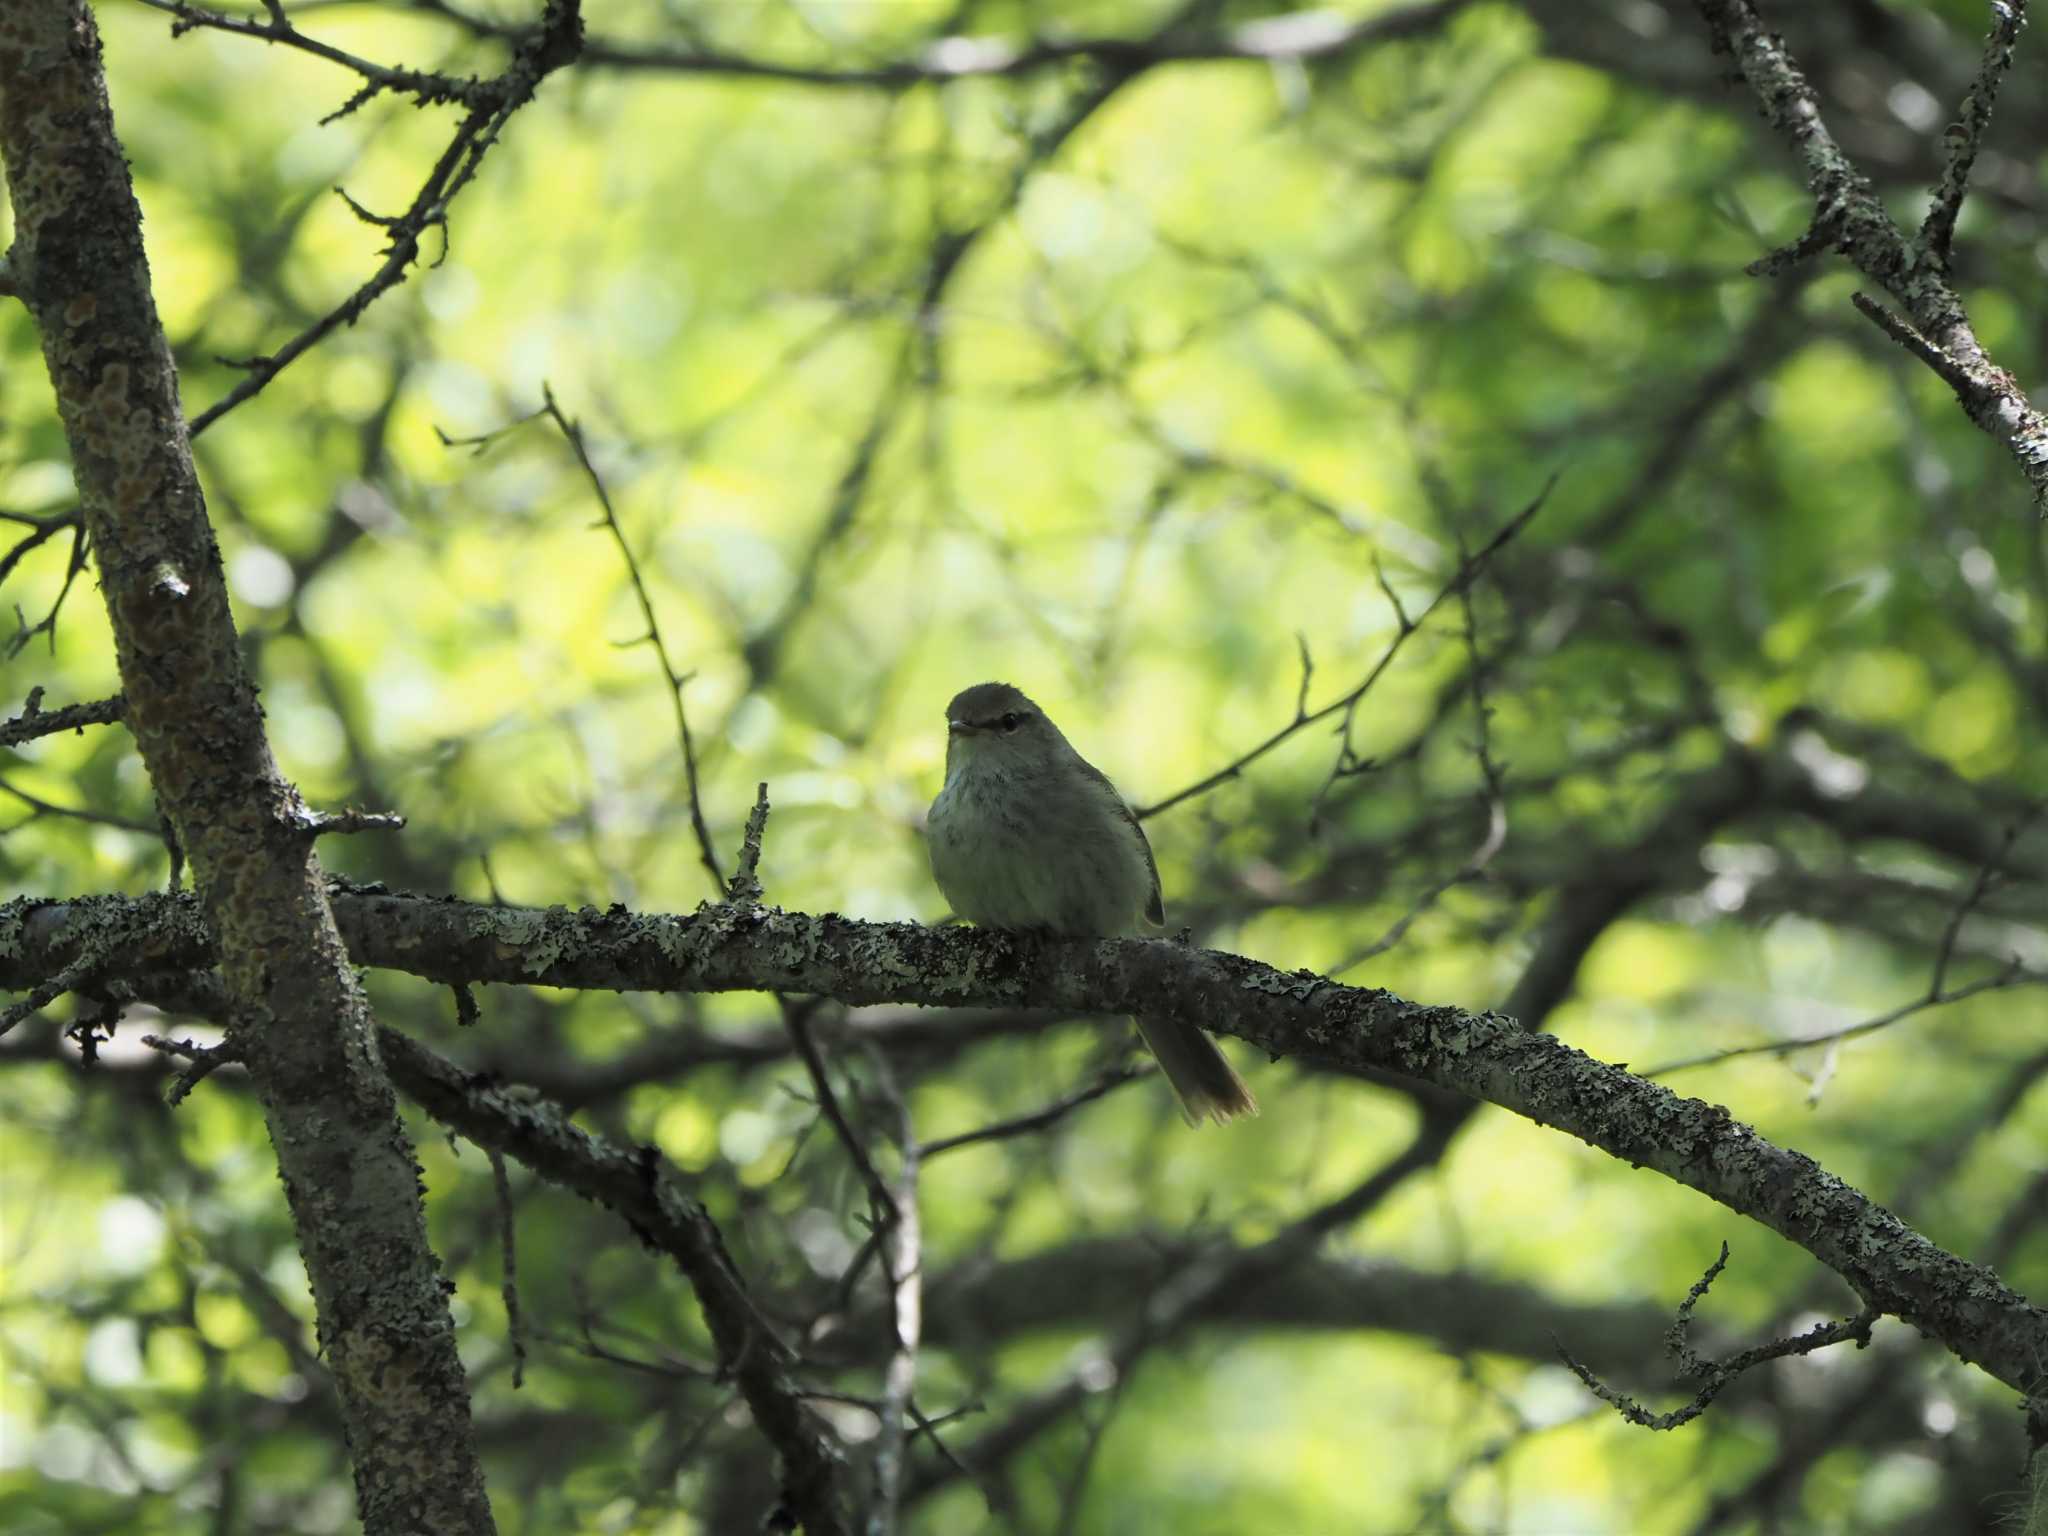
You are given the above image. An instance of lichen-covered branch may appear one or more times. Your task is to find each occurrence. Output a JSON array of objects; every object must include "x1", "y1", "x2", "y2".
[
  {"x1": 1693, "y1": 0, "x2": 2048, "y2": 508},
  {"x1": 0, "y1": 6, "x2": 495, "y2": 1530},
  {"x1": 4, "y1": 887, "x2": 2042, "y2": 1401}
]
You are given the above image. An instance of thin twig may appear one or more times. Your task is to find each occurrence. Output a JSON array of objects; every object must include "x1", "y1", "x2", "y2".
[
  {"x1": 1647, "y1": 960, "x2": 2042, "y2": 1079},
  {"x1": 0, "y1": 776, "x2": 155, "y2": 833},
  {"x1": 486, "y1": 1148, "x2": 528, "y2": 1389},
  {"x1": 177, "y1": 0, "x2": 583, "y2": 437},
  {"x1": 1930, "y1": 805, "x2": 2039, "y2": 996},
  {"x1": 407, "y1": 0, "x2": 1467, "y2": 85},
  {"x1": 865, "y1": 1052, "x2": 923, "y2": 1535},
  {"x1": 1558, "y1": 1242, "x2": 1878, "y2": 1430},
  {"x1": 916, "y1": 1065, "x2": 1147, "y2": 1160},
  {"x1": 540, "y1": 385, "x2": 726, "y2": 893},
  {"x1": 1051, "y1": 1375, "x2": 1130, "y2": 1536},
  {"x1": 1849, "y1": 292, "x2": 1971, "y2": 394},
  {"x1": 376, "y1": 1024, "x2": 854, "y2": 1534},
  {"x1": 782, "y1": 1000, "x2": 900, "y2": 1229},
  {"x1": 0, "y1": 691, "x2": 126, "y2": 747},
  {"x1": 908, "y1": 1132, "x2": 1444, "y2": 1503},
  {"x1": 1692, "y1": 0, "x2": 2048, "y2": 508},
  {"x1": 138, "y1": 0, "x2": 496, "y2": 111},
  {"x1": 0, "y1": 507, "x2": 78, "y2": 591},
  {"x1": 1138, "y1": 478, "x2": 1551, "y2": 820},
  {"x1": 138, "y1": 1032, "x2": 244, "y2": 1104},
  {"x1": 1648, "y1": 807, "x2": 2045, "y2": 1077},
  {"x1": 1331, "y1": 538, "x2": 1510, "y2": 972},
  {"x1": 1, "y1": 957, "x2": 96, "y2": 1040},
  {"x1": 5, "y1": 516, "x2": 90, "y2": 657}
]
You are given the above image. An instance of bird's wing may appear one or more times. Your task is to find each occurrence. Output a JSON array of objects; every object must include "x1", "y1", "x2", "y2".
[{"x1": 1076, "y1": 755, "x2": 1165, "y2": 927}]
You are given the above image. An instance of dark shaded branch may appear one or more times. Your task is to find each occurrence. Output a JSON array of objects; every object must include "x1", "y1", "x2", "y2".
[
  {"x1": 181, "y1": 0, "x2": 584, "y2": 437},
  {"x1": 407, "y1": 0, "x2": 1469, "y2": 86},
  {"x1": 908, "y1": 1128, "x2": 1447, "y2": 1502},
  {"x1": 1560, "y1": 1242, "x2": 1878, "y2": 1431},
  {"x1": 139, "y1": 0, "x2": 497, "y2": 110},
  {"x1": 916, "y1": 1064, "x2": 1148, "y2": 1160},
  {"x1": 832, "y1": 1239, "x2": 1718, "y2": 1383},
  {"x1": 372, "y1": 1025, "x2": 855, "y2": 1536},
  {"x1": 0, "y1": 774, "x2": 154, "y2": 833}
]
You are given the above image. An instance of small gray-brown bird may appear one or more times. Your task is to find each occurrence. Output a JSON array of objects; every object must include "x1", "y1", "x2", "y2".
[{"x1": 925, "y1": 682, "x2": 1257, "y2": 1124}]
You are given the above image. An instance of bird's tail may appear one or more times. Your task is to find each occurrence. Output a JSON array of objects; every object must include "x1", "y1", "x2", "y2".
[{"x1": 1134, "y1": 1015, "x2": 1258, "y2": 1125}]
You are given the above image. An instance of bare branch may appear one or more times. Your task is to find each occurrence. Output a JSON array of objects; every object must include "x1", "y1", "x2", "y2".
[
  {"x1": 181, "y1": 0, "x2": 584, "y2": 438},
  {"x1": 139, "y1": 1030, "x2": 243, "y2": 1104},
  {"x1": 406, "y1": 0, "x2": 1469, "y2": 87},
  {"x1": 138, "y1": 0, "x2": 496, "y2": 111},
  {"x1": 1291, "y1": 633, "x2": 1315, "y2": 721},
  {"x1": 1649, "y1": 806, "x2": 2047, "y2": 1076},
  {"x1": 910, "y1": 1133, "x2": 1443, "y2": 1503},
  {"x1": 545, "y1": 386, "x2": 725, "y2": 894},
  {"x1": 916, "y1": 1064, "x2": 1148, "y2": 1160},
  {"x1": 288, "y1": 805, "x2": 407, "y2": 837},
  {"x1": 0, "y1": 774, "x2": 156, "y2": 833},
  {"x1": 0, "y1": 3, "x2": 507, "y2": 1517},
  {"x1": 1560, "y1": 1242, "x2": 1878, "y2": 1430},
  {"x1": 0, "y1": 953, "x2": 97, "y2": 1039},
  {"x1": 1139, "y1": 479, "x2": 1551, "y2": 820},
  {"x1": 486, "y1": 1147, "x2": 528, "y2": 1390},
  {"x1": 866, "y1": 1052, "x2": 923, "y2": 1533},
  {"x1": 1332, "y1": 540, "x2": 1510, "y2": 971},
  {"x1": 4, "y1": 512, "x2": 90, "y2": 657},
  {"x1": 1849, "y1": 291, "x2": 1972, "y2": 394},
  {"x1": 1931, "y1": 807, "x2": 2041, "y2": 994},
  {"x1": 782, "y1": 998, "x2": 900, "y2": 1230},
  {"x1": 0, "y1": 689, "x2": 125, "y2": 747}
]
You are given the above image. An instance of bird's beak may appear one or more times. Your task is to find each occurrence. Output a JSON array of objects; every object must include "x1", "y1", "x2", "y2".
[{"x1": 947, "y1": 719, "x2": 976, "y2": 736}]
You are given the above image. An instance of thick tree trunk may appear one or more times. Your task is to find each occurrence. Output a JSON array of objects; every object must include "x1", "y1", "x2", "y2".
[{"x1": 0, "y1": 6, "x2": 497, "y2": 1531}]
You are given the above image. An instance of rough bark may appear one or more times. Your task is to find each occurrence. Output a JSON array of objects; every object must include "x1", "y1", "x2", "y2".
[
  {"x1": 4, "y1": 887, "x2": 2042, "y2": 1406},
  {"x1": 0, "y1": 6, "x2": 494, "y2": 1531}
]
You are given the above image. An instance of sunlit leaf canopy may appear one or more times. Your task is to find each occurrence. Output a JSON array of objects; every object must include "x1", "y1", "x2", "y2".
[{"x1": 3, "y1": 0, "x2": 2044, "y2": 1532}]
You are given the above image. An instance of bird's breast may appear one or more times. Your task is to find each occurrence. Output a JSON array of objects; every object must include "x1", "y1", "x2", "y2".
[{"x1": 928, "y1": 766, "x2": 1149, "y2": 936}]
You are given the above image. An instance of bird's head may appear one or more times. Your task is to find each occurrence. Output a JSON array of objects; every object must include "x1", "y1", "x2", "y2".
[{"x1": 942, "y1": 681, "x2": 1064, "y2": 773}]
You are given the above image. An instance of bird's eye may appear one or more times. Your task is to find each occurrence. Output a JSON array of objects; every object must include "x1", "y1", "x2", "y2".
[{"x1": 999, "y1": 712, "x2": 1022, "y2": 732}]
